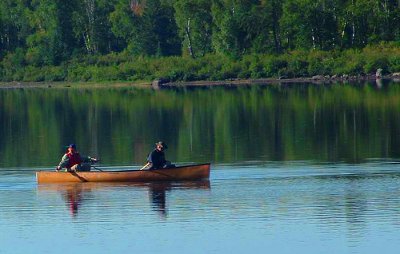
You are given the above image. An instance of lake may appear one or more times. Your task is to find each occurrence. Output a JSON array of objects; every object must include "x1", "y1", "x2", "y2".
[{"x1": 1, "y1": 81, "x2": 400, "y2": 253}]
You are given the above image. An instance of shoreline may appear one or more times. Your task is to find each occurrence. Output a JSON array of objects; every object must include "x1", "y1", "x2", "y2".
[
  {"x1": 0, "y1": 81, "x2": 151, "y2": 89},
  {"x1": 1, "y1": 74, "x2": 399, "y2": 89}
]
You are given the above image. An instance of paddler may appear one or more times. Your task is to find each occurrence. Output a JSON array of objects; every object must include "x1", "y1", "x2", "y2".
[
  {"x1": 141, "y1": 141, "x2": 174, "y2": 170},
  {"x1": 56, "y1": 144, "x2": 98, "y2": 172}
]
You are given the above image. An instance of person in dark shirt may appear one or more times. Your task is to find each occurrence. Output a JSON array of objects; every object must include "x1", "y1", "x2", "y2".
[{"x1": 141, "y1": 141, "x2": 173, "y2": 170}]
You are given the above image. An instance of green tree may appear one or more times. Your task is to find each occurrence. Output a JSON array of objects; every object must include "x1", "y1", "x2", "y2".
[
  {"x1": 110, "y1": 0, "x2": 180, "y2": 56},
  {"x1": 281, "y1": 0, "x2": 339, "y2": 50},
  {"x1": 25, "y1": 0, "x2": 83, "y2": 65},
  {"x1": 339, "y1": 0, "x2": 400, "y2": 48},
  {"x1": 72, "y1": 0, "x2": 119, "y2": 55},
  {"x1": 174, "y1": 0, "x2": 213, "y2": 58},
  {"x1": 0, "y1": 0, "x2": 31, "y2": 58},
  {"x1": 212, "y1": 0, "x2": 283, "y2": 56},
  {"x1": 263, "y1": 0, "x2": 283, "y2": 52}
]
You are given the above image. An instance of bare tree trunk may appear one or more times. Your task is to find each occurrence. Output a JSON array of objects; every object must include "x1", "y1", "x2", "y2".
[
  {"x1": 341, "y1": 21, "x2": 347, "y2": 46},
  {"x1": 351, "y1": 0, "x2": 355, "y2": 45},
  {"x1": 311, "y1": 28, "x2": 316, "y2": 49},
  {"x1": 185, "y1": 18, "x2": 195, "y2": 58},
  {"x1": 83, "y1": 33, "x2": 92, "y2": 54},
  {"x1": 83, "y1": 0, "x2": 97, "y2": 54}
]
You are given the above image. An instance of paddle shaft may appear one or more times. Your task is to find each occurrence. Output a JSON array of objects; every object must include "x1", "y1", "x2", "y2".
[
  {"x1": 92, "y1": 166, "x2": 104, "y2": 171},
  {"x1": 140, "y1": 162, "x2": 150, "y2": 170}
]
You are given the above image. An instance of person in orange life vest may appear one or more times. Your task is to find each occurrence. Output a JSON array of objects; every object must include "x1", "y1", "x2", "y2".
[{"x1": 56, "y1": 144, "x2": 98, "y2": 172}]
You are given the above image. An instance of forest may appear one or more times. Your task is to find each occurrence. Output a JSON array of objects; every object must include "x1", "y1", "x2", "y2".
[{"x1": 0, "y1": 0, "x2": 399, "y2": 82}]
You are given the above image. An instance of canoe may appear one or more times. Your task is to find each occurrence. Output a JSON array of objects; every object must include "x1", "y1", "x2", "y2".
[{"x1": 36, "y1": 163, "x2": 211, "y2": 184}]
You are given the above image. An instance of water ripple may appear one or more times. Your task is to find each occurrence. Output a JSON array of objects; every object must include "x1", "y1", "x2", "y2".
[{"x1": 1, "y1": 163, "x2": 400, "y2": 253}]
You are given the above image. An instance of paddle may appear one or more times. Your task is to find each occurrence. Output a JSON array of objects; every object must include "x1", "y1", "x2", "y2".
[
  {"x1": 70, "y1": 171, "x2": 88, "y2": 182},
  {"x1": 92, "y1": 166, "x2": 104, "y2": 171},
  {"x1": 90, "y1": 158, "x2": 103, "y2": 171},
  {"x1": 140, "y1": 162, "x2": 151, "y2": 170}
]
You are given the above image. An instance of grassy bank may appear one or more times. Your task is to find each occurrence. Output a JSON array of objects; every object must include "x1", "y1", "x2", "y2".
[{"x1": 1, "y1": 43, "x2": 399, "y2": 83}]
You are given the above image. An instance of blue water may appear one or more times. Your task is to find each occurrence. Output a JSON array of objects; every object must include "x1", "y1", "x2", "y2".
[{"x1": 1, "y1": 161, "x2": 400, "y2": 254}]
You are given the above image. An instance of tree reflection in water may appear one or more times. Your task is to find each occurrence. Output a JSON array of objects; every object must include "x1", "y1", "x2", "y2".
[{"x1": 2, "y1": 83, "x2": 400, "y2": 168}]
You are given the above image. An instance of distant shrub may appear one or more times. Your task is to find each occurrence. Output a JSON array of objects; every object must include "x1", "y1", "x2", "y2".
[
  {"x1": 1, "y1": 49, "x2": 26, "y2": 80},
  {"x1": 118, "y1": 62, "x2": 137, "y2": 80},
  {"x1": 284, "y1": 51, "x2": 310, "y2": 77},
  {"x1": 95, "y1": 52, "x2": 132, "y2": 66},
  {"x1": 307, "y1": 50, "x2": 333, "y2": 76},
  {"x1": 388, "y1": 55, "x2": 400, "y2": 73},
  {"x1": 218, "y1": 61, "x2": 242, "y2": 80},
  {"x1": 243, "y1": 55, "x2": 264, "y2": 79},
  {"x1": 333, "y1": 49, "x2": 365, "y2": 75},
  {"x1": 43, "y1": 66, "x2": 67, "y2": 81},
  {"x1": 23, "y1": 66, "x2": 45, "y2": 82},
  {"x1": 2, "y1": 43, "x2": 400, "y2": 82},
  {"x1": 67, "y1": 65, "x2": 92, "y2": 81},
  {"x1": 262, "y1": 57, "x2": 287, "y2": 77},
  {"x1": 196, "y1": 60, "x2": 214, "y2": 80},
  {"x1": 363, "y1": 57, "x2": 389, "y2": 74},
  {"x1": 89, "y1": 65, "x2": 121, "y2": 81},
  {"x1": 12, "y1": 69, "x2": 25, "y2": 81}
]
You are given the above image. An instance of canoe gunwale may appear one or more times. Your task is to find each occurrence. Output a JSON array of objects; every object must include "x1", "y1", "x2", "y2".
[{"x1": 88, "y1": 163, "x2": 211, "y2": 173}]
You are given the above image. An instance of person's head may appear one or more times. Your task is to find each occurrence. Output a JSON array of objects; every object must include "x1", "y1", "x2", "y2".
[
  {"x1": 155, "y1": 141, "x2": 167, "y2": 151},
  {"x1": 67, "y1": 144, "x2": 77, "y2": 153}
]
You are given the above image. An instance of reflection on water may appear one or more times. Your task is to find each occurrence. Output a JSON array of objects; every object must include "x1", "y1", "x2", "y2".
[
  {"x1": 148, "y1": 181, "x2": 211, "y2": 218},
  {"x1": 1, "y1": 82, "x2": 400, "y2": 253},
  {"x1": 0, "y1": 82, "x2": 399, "y2": 168},
  {"x1": 149, "y1": 182, "x2": 169, "y2": 217},
  {"x1": 63, "y1": 185, "x2": 83, "y2": 216},
  {"x1": 37, "y1": 181, "x2": 211, "y2": 218},
  {"x1": 1, "y1": 163, "x2": 400, "y2": 253}
]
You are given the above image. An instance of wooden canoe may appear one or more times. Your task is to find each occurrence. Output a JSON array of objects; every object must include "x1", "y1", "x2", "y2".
[{"x1": 36, "y1": 163, "x2": 211, "y2": 184}]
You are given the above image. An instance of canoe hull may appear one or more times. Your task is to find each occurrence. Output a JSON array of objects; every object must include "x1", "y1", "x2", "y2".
[{"x1": 36, "y1": 163, "x2": 211, "y2": 184}]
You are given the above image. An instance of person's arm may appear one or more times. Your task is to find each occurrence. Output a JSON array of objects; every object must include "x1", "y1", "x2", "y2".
[
  {"x1": 140, "y1": 151, "x2": 154, "y2": 170},
  {"x1": 81, "y1": 155, "x2": 98, "y2": 163},
  {"x1": 56, "y1": 154, "x2": 69, "y2": 171},
  {"x1": 140, "y1": 162, "x2": 151, "y2": 170}
]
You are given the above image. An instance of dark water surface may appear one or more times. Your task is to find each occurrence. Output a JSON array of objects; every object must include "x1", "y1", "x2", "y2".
[{"x1": 1, "y1": 82, "x2": 400, "y2": 253}]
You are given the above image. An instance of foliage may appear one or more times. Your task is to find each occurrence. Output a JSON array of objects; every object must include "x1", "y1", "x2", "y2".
[
  {"x1": 0, "y1": 0, "x2": 399, "y2": 82},
  {"x1": 1, "y1": 83, "x2": 400, "y2": 166},
  {"x1": 174, "y1": 0, "x2": 213, "y2": 57},
  {"x1": 1, "y1": 44, "x2": 400, "y2": 82}
]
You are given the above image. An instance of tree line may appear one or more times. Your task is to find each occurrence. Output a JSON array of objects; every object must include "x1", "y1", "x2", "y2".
[{"x1": 1, "y1": 0, "x2": 399, "y2": 82}]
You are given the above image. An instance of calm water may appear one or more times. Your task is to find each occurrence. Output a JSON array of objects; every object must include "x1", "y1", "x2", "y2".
[{"x1": 1, "y1": 81, "x2": 400, "y2": 253}]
